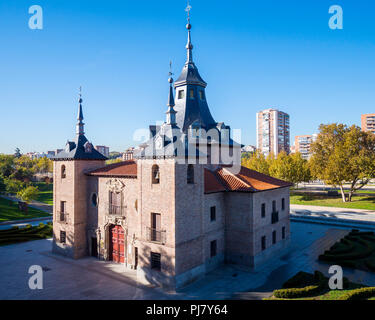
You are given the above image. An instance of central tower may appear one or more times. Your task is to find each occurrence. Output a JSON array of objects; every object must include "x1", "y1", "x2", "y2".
[{"x1": 173, "y1": 13, "x2": 216, "y2": 133}]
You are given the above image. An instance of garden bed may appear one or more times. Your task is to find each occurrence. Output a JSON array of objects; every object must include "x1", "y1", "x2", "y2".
[
  {"x1": 319, "y1": 230, "x2": 375, "y2": 272},
  {"x1": 0, "y1": 222, "x2": 52, "y2": 246}
]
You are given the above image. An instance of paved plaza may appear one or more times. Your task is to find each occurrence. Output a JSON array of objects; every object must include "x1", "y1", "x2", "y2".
[{"x1": 2, "y1": 220, "x2": 375, "y2": 300}]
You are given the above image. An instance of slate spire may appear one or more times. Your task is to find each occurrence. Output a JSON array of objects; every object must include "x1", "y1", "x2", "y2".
[
  {"x1": 76, "y1": 86, "x2": 85, "y2": 136},
  {"x1": 166, "y1": 75, "x2": 177, "y2": 125}
]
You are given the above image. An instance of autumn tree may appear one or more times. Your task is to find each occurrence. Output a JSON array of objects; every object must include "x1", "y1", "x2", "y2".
[
  {"x1": 242, "y1": 150, "x2": 270, "y2": 175},
  {"x1": 269, "y1": 151, "x2": 311, "y2": 186},
  {"x1": 35, "y1": 157, "x2": 53, "y2": 173},
  {"x1": 310, "y1": 123, "x2": 375, "y2": 202},
  {"x1": 17, "y1": 186, "x2": 39, "y2": 212}
]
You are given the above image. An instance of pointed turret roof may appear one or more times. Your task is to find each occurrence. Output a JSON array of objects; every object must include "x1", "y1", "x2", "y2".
[
  {"x1": 173, "y1": 11, "x2": 216, "y2": 132},
  {"x1": 52, "y1": 89, "x2": 107, "y2": 161}
]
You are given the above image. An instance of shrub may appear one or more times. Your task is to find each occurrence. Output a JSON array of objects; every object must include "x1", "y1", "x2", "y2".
[
  {"x1": 274, "y1": 271, "x2": 326, "y2": 299},
  {"x1": 274, "y1": 285, "x2": 321, "y2": 299},
  {"x1": 282, "y1": 271, "x2": 312, "y2": 289},
  {"x1": 339, "y1": 287, "x2": 375, "y2": 300}
]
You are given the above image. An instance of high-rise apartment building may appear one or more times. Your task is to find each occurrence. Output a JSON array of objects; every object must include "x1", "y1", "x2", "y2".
[
  {"x1": 361, "y1": 114, "x2": 375, "y2": 134},
  {"x1": 294, "y1": 134, "x2": 317, "y2": 160},
  {"x1": 256, "y1": 109, "x2": 290, "y2": 157},
  {"x1": 95, "y1": 145, "x2": 110, "y2": 158}
]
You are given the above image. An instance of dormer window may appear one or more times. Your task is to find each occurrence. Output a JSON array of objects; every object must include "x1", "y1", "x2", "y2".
[
  {"x1": 178, "y1": 90, "x2": 185, "y2": 99},
  {"x1": 84, "y1": 142, "x2": 93, "y2": 153},
  {"x1": 189, "y1": 89, "x2": 195, "y2": 99}
]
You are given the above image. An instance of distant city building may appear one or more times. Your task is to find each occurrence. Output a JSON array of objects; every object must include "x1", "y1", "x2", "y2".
[
  {"x1": 95, "y1": 145, "x2": 110, "y2": 158},
  {"x1": 361, "y1": 114, "x2": 375, "y2": 134},
  {"x1": 294, "y1": 134, "x2": 317, "y2": 160},
  {"x1": 256, "y1": 108, "x2": 290, "y2": 157},
  {"x1": 26, "y1": 151, "x2": 55, "y2": 160},
  {"x1": 123, "y1": 147, "x2": 135, "y2": 161},
  {"x1": 241, "y1": 145, "x2": 256, "y2": 154}
]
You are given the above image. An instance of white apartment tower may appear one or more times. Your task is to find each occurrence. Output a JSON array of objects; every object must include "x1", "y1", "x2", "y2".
[{"x1": 256, "y1": 109, "x2": 290, "y2": 157}]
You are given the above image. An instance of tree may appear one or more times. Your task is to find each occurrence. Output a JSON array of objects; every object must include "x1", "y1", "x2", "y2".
[
  {"x1": 4, "y1": 178, "x2": 26, "y2": 194},
  {"x1": 17, "y1": 186, "x2": 39, "y2": 212},
  {"x1": 268, "y1": 151, "x2": 311, "y2": 186},
  {"x1": 35, "y1": 157, "x2": 53, "y2": 173},
  {"x1": 0, "y1": 155, "x2": 15, "y2": 178},
  {"x1": 242, "y1": 150, "x2": 270, "y2": 175},
  {"x1": 14, "y1": 148, "x2": 21, "y2": 158},
  {"x1": 310, "y1": 123, "x2": 375, "y2": 202}
]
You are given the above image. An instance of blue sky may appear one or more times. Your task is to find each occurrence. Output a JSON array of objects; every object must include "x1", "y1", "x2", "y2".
[{"x1": 0, "y1": 0, "x2": 374, "y2": 154}]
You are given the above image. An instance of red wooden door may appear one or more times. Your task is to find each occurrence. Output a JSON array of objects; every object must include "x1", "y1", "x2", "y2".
[{"x1": 110, "y1": 225, "x2": 125, "y2": 263}]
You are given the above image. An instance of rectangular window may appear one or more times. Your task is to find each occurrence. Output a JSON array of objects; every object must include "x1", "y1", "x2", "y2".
[
  {"x1": 199, "y1": 90, "x2": 205, "y2": 100},
  {"x1": 282, "y1": 198, "x2": 285, "y2": 211},
  {"x1": 151, "y1": 213, "x2": 161, "y2": 242},
  {"x1": 60, "y1": 231, "x2": 66, "y2": 244},
  {"x1": 178, "y1": 90, "x2": 185, "y2": 99},
  {"x1": 261, "y1": 203, "x2": 266, "y2": 218},
  {"x1": 151, "y1": 252, "x2": 161, "y2": 271},
  {"x1": 282, "y1": 226, "x2": 286, "y2": 239},
  {"x1": 60, "y1": 201, "x2": 66, "y2": 213},
  {"x1": 272, "y1": 200, "x2": 276, "y2": 212},
  {"x1": 272, "y1": 230, "x2": 276, "y2": 244},
  {"x1": 210, "y1": 240, "x2": 217, "y2": 258},
  {"x1": 60, "y1": 201, "x2": 66, "y2": 221},
  {"x1": 189, "y1": 89, "x2": 195, "y2": 99},
  {"x1": 210, "y1": 206, "x2": 216, "y2": 222},
  {"x1": 261, "y1": 236, "x2": 266, "y2": 251}
]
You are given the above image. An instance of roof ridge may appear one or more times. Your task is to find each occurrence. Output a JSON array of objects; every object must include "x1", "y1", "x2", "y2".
[
  {"x1": 205, "y1": 168, "x2": 229, "y2": 192},
  {"x1": 220, "y1": 167, "x2": 252, "y2": 189}
]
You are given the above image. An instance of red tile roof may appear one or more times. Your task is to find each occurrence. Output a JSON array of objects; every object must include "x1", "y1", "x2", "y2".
[
  {"x1": 204, "y1": 166, "x2": 292, "y2": 194},
  {"x1": 87, "y1": 160, "x2": 137, "y2": 177}
]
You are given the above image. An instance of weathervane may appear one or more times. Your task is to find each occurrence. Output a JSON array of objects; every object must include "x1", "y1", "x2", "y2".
[
  {"x1": 185, "y1": 0, "x2": 192, "y2": 23},
  {"x1": 169, "y1": 61, "x2": 174, "y2": 77}
]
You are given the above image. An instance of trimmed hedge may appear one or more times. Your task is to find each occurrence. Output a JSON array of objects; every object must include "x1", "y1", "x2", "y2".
[
  {"x1": 0, "y1": 223, "x2": 52, "y2": 246},
  {"x1": 274, "y1": 271, "x2": 326, "y2": 299},
  {"x1": 339, "y1": 287, "x2": 375, "y2": 300}
]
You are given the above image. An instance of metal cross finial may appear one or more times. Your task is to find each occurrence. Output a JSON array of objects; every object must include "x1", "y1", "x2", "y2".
[
  {"x1": 169, "y1": 61, "x2": 174, "y2": 77},
  {"x1": 185, "y1": 0, "x2": 192, "y2": 23},
  {"x1": 79, "y1": 86, "x2": 82, "y2": 97}
]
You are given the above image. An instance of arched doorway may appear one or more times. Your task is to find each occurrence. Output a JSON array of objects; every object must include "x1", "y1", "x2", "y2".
[{"x1": 109, "y1": 225, "x2": 125, "y2": 263}]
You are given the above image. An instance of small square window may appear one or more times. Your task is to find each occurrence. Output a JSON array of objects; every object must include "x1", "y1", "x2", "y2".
[
  {"x1": 178, "y1": 90, "x2": 185, "y2": 99},
  {"x1": 60, "y1": 231, "x2": 66, "y2": 244},
  {"x1": 210, "y1": 240, "x2": 217, "y2": 257},
  {"x1": 282, "y1": 198, "x2": 285, "y2": 211},
  {"x1": 272, "y1": 200, "x2": 276, "y2": 212},
  {"x1": 261, "y1": 203, "x2": 266, "y2": 218},
  {"x1": 210, "y1": 206, "x2": 216, "y2": 222},
  {"x1": 282, "y1": 226, "x2": 286, "y2": 239},
  {"x1": 151, "y1": 252, "x2": 161, "y2": 271},
  {"x1": 261, "y1": 236, "x2": 266, "y2": 251}
]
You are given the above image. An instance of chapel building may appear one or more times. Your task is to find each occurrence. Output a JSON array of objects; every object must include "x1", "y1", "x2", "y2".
[{"x1": 52, "y1": 18, "x2": 292, "y2": 289}]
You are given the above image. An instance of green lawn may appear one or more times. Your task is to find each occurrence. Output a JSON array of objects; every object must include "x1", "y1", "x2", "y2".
[
  {"x1": 32, "y1": 182, "x2": 53, "y2": 205},
  {"x1": 290, "y1": 192, "x2": 375, "y2": 210},
  {"x1": 0, "y1": 197, "x2": 50, "y2": 222}
]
